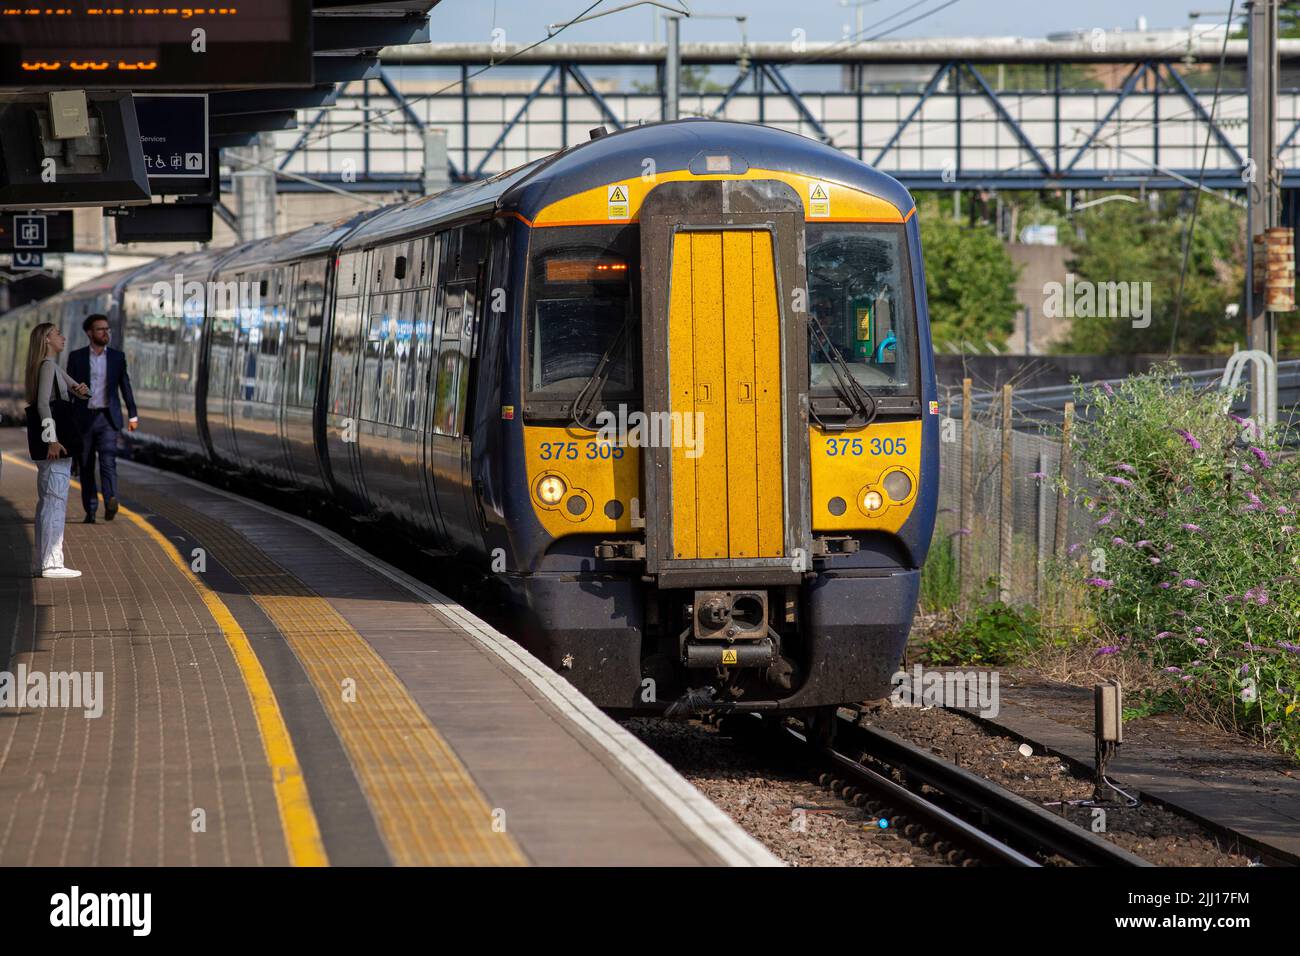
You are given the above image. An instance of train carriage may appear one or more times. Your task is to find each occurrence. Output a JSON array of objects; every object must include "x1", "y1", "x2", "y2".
[{"x1": 0, "y1": 119, "x2": 938, "y2": 723}]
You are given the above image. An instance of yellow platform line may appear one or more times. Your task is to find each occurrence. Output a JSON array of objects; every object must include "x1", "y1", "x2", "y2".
[
  {"x1": 7, "y1": 456, "x2": 328, "y2": 867},
  {"x1": 133, "y1": 494, "x2": 527, "y2": 866}
]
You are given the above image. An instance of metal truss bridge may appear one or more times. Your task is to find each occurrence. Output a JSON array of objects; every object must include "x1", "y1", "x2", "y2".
[{"x1": 263, "y1": 36, "x2": 1300, "y2": 195}]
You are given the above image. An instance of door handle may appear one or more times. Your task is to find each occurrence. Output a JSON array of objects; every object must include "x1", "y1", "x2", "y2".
[
  {"x1": 738, "y1": 381, "x2": 753, "y2": 403},
  {"x1": 696, "y1": 382, "x2": 712, "y2": 403}
]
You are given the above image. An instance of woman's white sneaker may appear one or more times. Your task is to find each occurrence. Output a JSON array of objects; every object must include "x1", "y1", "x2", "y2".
[{"x1": 41, "y1": 567, "x2": 82, "y2": 579}]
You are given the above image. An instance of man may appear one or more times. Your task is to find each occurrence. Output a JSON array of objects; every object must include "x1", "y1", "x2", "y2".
[{"x1": 67, "y1": 314, "x2": 139, "y2": 523}]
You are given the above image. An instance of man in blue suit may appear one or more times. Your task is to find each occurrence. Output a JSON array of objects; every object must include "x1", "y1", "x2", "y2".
[{"x1": 67, "y1": 314, "x2": 139, "y2": 523}]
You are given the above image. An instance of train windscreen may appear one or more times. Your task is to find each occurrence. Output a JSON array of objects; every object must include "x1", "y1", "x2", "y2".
[{"x1": 806, "y1": 222, "x2": 917, "y2": 396}]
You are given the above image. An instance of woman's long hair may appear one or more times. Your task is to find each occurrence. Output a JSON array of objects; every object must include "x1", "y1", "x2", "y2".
[{"x1": 24, "y1": 322, "x2": 57, "y2": 406}]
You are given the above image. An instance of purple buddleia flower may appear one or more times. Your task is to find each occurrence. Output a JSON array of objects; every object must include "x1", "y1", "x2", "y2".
[
  {"x1": 1149, "y1": 557, "x2": 1162, "y2": 565},
  {"x1": 1195, "y1": 638, "x2": 1209, "y2": 646},
  {"x1": 1116, "y1": 463, "x2": 1136, "y2": 474},
  {"x1": 1086, "y1": 577, "x2": 1114, "y2": 588},
  {"x1": 1155, "y1": 631, "x2": 1173, "y2": 639},
  {"x1": 1279, "y1": 642, "x2": 1300, "y2": 655},
  {"x1": 1164, "y1": 666, "x2": 1183, "y2": 674},
  {"x1": 1240, "y1": 663, "x2": 1251, "y2": 677},
  {"x1": 1136, "y1": 540, "x2": 1152, "y2": 549},
  {"x1": 1094, "y1": 646, "x2": 1121, "y2": 657},
  {"x1": 1279, "y1": 506, "x2": 1292, "y2": 516},
  {"x1": 1105, "y1": 476, "x2": 1133, "y2": 488},
  {"x1": 1175, "y1": 429, "x2": 1202, "y2": 451},
  {"x1": 1028, "y1": 471, "x2": 1047, "y2": 480},
  {"x1": 1096, "y1": 513, "x2": 1114, "y2": 527},
  {"x1": 1181, "y1": 523, "x2": 1201, "y2": 532},
  {"x1": 1158, "y1": 582, "x2": 1172, "y2": 590},
  {"x1": 1182, "y1": 579, "x2": 1203, "y2": 589},
  {"x1": 1098, "y1": 381, "x2": 1115, "y2": 397},
  {"x1": 1249, "y1": 446, "x2": 1273, "y2": 468},
  {"x1": 1192, "y1": 626, "x2": 1204, "y2": 634},
  {"x1": 1111, "y1": 536, "x2": 1126, "y2": 546}
]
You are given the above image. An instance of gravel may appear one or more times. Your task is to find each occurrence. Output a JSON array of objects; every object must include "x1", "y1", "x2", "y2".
[{"x1": 623, "y1": 717, "x2": 943, "y2": 867}]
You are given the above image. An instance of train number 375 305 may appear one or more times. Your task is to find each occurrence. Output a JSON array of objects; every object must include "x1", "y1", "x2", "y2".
[
  {"x1": 825, "y1": 437, "x2": 907, "y2": 457},
  {"x1": 539, "y1": 441, "x2": 626, "y2": 461}
]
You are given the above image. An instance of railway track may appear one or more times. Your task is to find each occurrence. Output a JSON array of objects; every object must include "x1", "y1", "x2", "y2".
[{"x1": 785, "y1": 714, "x2": 1152, "y2": 867}]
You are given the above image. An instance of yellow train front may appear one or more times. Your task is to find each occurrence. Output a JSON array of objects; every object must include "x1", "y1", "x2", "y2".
[{"x1": 493, "y1": 120, "x2": 938, "y2": 717}]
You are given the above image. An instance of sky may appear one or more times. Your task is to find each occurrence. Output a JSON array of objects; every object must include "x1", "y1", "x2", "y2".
[{"x1": 429, "y1": 0, "x2": 1232, "y2": 45}]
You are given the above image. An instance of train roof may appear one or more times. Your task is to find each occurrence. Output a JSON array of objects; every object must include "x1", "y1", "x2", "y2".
[
  {"x1": 218, "y1": 208, "x2": 382, "y2": 271},
  {"x1": 338, "y1": 160, "x2": 544, "y2": 249},
  {"x1": 501, "y1": 119, "x2": 916, "y2": 221}
]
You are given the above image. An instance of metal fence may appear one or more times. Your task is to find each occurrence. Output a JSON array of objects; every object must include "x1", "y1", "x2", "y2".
[{"x1": 936, "y1": 382, "x2": 1093, "y2": 609}]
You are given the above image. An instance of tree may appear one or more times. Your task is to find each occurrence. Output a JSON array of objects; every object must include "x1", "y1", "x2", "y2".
[
  {"x1": 917, "y1": 199, "x2": 1022, "y2": 351},
  {"x1": 1058, "y1": 192, "x2": 1244, "y2": 354}
]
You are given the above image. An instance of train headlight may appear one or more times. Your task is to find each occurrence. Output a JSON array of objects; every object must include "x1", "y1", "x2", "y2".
[
  {"x1": 536, "y1": 474, "x2": 567, "y2": 506},
  {"x1": 882, "y1": 470, "x2": 913, "y2": 502},
  {"x1": 861, "y1": 490, "x2": 884, "y2": 512}
]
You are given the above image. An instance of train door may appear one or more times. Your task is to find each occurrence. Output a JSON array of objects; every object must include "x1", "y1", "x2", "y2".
[
  {"x1": 639, "y1": 180, "x2": 811, "y2": 581},
  {"x1": 424, "y1": 222, "x2": 487, "y2": 552}
]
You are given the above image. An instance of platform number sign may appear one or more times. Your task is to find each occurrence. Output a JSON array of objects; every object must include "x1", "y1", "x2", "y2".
[
  {"x1": 13, "y1": 252, "x2": 43, "y2": 269},
  {"x1": 15, "y1": 215, "x2": 47, "y2": 250}
]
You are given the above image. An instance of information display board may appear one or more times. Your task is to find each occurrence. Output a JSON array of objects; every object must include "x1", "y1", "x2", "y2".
[{"x1": 1, "y1": 1, "x2": 313, "y2": 89}]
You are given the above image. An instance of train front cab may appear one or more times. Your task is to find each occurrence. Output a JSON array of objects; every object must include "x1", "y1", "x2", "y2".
[{"x1": 506, "y1": 156, "x2": 938, "y2": 715}]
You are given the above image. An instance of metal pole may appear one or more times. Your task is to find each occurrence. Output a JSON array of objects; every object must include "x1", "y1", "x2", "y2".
[
  {"x1": 232, "y1": 132, "x2": 277, "y2": 242},
  {"x1": 664, "y1": 15, "x2": 680, "y2": 121},
  {"x1": 1247, "y1": 0, "x2": 1280, "y2": 423},
  {"x1": 959, "y1": 377, "x2": 973, "y2": 606},
  {"x1": 1054, "y1": 401, "x2": 1074, "y2": 562},
  {"x1": 999, "y1": 384, "x2": 1013, "y2": 603}
]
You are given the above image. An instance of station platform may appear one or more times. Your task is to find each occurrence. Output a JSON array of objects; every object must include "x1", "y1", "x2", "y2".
[{"x1": 0, "y1": 432, "x2": 777, "y2": 867}]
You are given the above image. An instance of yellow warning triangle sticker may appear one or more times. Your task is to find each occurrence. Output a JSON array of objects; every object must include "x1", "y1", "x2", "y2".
[
  {"x1": 609, "y1": 185, "x2": 627, "y2": 202},
  {"x1": 810, "y1": 183, "x2": 828, "y2": 200}
]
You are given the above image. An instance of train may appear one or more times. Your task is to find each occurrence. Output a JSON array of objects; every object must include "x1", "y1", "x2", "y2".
[{"x1": 0, "y1": 119, "x2": 938, "y2": 727}]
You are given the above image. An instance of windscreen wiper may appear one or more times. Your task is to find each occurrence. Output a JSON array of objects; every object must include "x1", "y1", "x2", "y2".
[
  {"x1": 807, "y1": 311, "x2": 879, "y2": 432},
  {"x1": 569, "y1": 316, "x2": 632, "y2": 431}
]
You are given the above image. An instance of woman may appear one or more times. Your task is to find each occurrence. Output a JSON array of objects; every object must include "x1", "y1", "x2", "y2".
[{"x1": 24, "y1": 322, "x2": 90, "y2": 579}]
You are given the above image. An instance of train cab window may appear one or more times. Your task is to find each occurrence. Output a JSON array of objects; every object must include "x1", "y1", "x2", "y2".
[
  {"x1": 806, "y1": 223, "x2": 916, "y2": 397},
  {"x1": 526, "y1": 225, "x2": 637, "y2": 403}
]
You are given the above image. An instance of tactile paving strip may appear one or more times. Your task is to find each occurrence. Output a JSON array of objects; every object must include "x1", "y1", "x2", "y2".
[{"x1": 129, "y1": 492, "x2": 525, "y2": 867}]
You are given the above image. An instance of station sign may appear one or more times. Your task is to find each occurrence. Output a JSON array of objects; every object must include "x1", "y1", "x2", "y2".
[
  {"x1": 0, "y1": 211, "x2": 75, "y2": 253},
  {"x1": 134, "y1": 94, "x2": 210, "y2": 196},
  {"x1": 1, "y1": 0, "x2": 313, "y2": 89}
]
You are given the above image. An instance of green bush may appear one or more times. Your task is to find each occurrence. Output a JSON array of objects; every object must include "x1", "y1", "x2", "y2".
[
  {"x1": 920, "y1": 530, "x2": 960, "y2": 613},
  {"x1": 926, "y1": 593, "x2": 1041, "y2": 666},
  {"x1": 1065, "y1": 366, "x2": 1300, "y2": 756}
]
